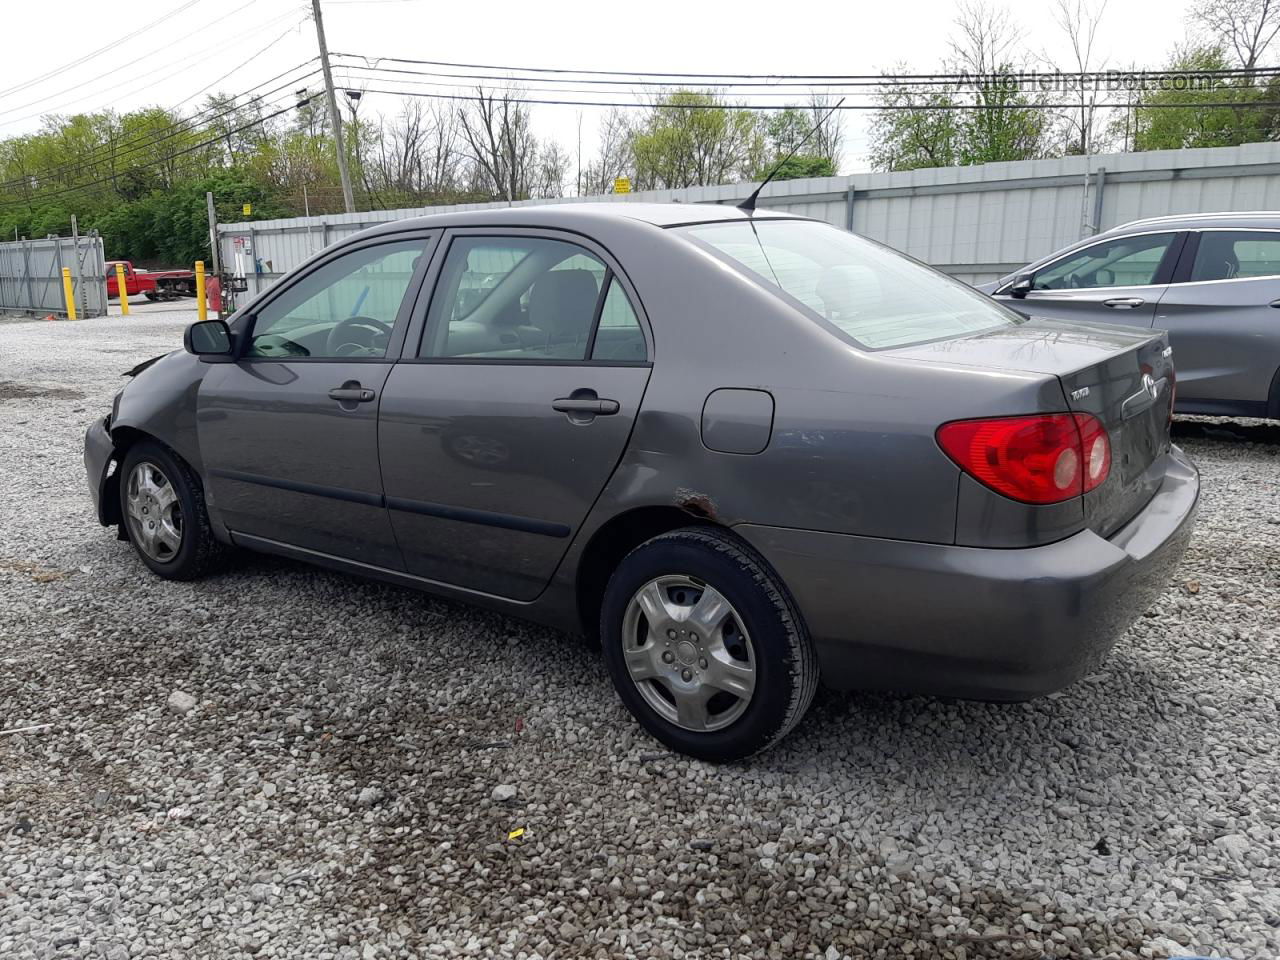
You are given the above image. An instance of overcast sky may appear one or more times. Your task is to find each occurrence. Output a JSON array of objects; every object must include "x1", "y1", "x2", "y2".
[{"x1": 3, "y1": 0, "x2": 1196, "y2": 178}]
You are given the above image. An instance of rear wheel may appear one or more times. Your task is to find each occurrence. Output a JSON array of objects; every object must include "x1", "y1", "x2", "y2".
[
  {"x1": 119, "y1": 441, "x2": 222, "y2": 580},
  {"x1": 600, "y1": 527, "x2": 817, "y2": 762}
]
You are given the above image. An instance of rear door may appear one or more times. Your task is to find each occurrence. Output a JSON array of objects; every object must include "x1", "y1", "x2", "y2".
[
  {"x1": 199, "y1": 233, "x2": 435, "y2": 568},
  {"x1": 1152, "y1": 229, "x2": 1280, "y2": 410},
  {"x1": 996, "y1": 231, "x2": 1184, "y2": 328},
  {"x1": 378, "y1": 229, "x2": 652, "y2": 601}
]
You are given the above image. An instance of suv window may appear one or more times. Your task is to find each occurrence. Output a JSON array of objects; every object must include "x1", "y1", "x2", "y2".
[
  {"x1": 1190, "y1": 230, "x2": 1280, "y2": 282},
  {"x1": 422, "y1": 236, "x2": 644, "y2": 361},
  {"x1": 247, "y1": 240, "x2": 425, "y2": 359},
  {"x1": 1032, "y1": 233, "x2": 1176, "y2": 290}
]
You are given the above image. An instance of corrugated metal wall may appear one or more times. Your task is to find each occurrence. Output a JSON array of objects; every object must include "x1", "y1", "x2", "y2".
[
  {"x1": 0, "y1": 235, "x2": 108, "y2": 318},
  {"x1": 219, "y1": 141, "x2": 1280, "y2": 296}
]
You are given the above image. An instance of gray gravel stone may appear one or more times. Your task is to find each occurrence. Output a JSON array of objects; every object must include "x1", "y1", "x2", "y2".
[
  {"x1": 0, "y1": 313, "x2": 1276, "y2": 960},
  {"x1": 166, "y1": 690, "x2": 197, "y2": 715}
]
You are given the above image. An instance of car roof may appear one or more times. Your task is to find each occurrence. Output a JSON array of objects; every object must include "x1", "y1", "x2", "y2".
[
  {"x1": 356, "y1": 201, "x2": 809, "y2": 238},
  {"x1": 1103, "y1": 211, "x2": 1280, "y2": 234}
]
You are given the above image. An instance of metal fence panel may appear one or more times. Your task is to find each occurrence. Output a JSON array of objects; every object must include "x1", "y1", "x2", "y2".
[
  {"x1": 0, "y1": 235, "x2": 108, "y2": 317},
  {"x1": 220, "y1": 141, "x2": 1280, "y2": 295}
]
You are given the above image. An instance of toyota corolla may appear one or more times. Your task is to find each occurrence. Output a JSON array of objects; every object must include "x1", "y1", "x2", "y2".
[{"x1": 84, "y1": 203, "x2": 1199, "y2": 761}]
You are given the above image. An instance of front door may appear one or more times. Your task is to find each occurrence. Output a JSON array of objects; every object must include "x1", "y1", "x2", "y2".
[
  {"x1": 378, "y1": 231, "x2": 653, "y2": 601},
  {"x1": 200, "y1": 234, "x2": 434, "y2": 568},
  {"x1": 996, "y1": 231, "x2": 1184, "y2": 329}
]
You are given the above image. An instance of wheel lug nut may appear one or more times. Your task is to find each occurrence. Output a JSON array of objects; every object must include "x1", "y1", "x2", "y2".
[
  {"x1": 699, "y1": 658, "x2": 708, "y2": 669},
  {"x1": 681, "y1": 669, "x2": 692, "y2": 682},
  {"x1": 667, "y1": 630, "x2": 677, "y2": 640},
  {"x1": 690, "y1": 633, "x2": 698, "y2": 642},
  {"x1": 661, "y1": 651, "x2": 674, "y2": 663}
]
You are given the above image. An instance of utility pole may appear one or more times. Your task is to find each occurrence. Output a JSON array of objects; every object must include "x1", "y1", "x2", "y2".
[
  {"x1": 205, "y1": 192, "x2": 222, "y2": 277},
  {"x1": 311, "y1": 0, "x2": 355, "y2": 213}
]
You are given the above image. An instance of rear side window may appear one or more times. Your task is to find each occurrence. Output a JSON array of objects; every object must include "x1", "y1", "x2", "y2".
[
  {"x1": 680, "y1": 219, "x2": 1020, "y2": 350},
  {"x1": 1190, "y1": 231, "x2": 1280, "y2": 281},
  {"x1": 1033, "y1": 233, "x2": 1176, "y2": 290},
  {"x1": 421, "y1": 236, "x2": 645, "y2": 362}
]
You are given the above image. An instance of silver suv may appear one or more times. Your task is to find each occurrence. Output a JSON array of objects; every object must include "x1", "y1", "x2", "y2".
[{"x1": 979, "y1": 212, "x2": 1280, "y2": 419}]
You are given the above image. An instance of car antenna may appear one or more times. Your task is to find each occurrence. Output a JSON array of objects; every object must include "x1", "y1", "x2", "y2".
[{"x1": 738, "y1": 97, "x2": 845, "y2": 213}]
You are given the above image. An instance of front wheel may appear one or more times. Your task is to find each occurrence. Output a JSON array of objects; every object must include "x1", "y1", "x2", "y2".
[
  {"x1": 600, "y1": 527, "x2": 818, "y2": 762},
  {"x1": 119, "y1": 440, "x2": 223, "y2": 580}
]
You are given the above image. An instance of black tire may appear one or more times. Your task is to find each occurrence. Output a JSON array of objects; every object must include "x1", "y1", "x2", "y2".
[
  {"x1": 118, "y1": 440, "x2": 223, "y2": 581},
  {"x1": 599, "y1": 527, "x2": 818, "y2": 762}
]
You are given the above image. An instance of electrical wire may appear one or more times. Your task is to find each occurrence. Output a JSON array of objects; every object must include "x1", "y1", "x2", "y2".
[
  {"x1": 333, "y1": 52, "x2": 1280, "y2": 83},
  {"x1": 330, "y1": 55, "x2": 1280, "y2": 91},
  {"x1": 0, "y1": 2, "x2": 306, "y2": 127},
  {"x1": 0, "y1": 0, "x2": 205, "y2": 100},
  {"x1": 0, "y1": 63, "x2": 320, "y2": 192},
  {"x1": 0, "y1": 98, "x2": 308, "y2": 209}
]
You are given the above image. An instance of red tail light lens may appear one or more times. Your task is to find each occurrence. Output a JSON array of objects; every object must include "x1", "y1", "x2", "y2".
[{"x1": 937, "y1": 413, "x2": 1110, "y2": 504}]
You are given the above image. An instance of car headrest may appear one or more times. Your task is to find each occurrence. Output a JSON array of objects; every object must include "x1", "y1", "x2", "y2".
[
  {"x1": 816, "y1": 265, "x2": 883, "y2": 319},
  {"x1": 529, "y1": 269, "x2": 599, "y2": 341}
]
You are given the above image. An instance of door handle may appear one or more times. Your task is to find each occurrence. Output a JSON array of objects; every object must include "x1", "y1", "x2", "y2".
[
  {"x1": 552, "y1": 397, "x2": 620, "y2": 415},
  {"x1": 1103, "y1": 297, "x2": 1145, "y2": 308},
  {"x1": 328, "y1": 385, "x2": 375, "y2": 403}
]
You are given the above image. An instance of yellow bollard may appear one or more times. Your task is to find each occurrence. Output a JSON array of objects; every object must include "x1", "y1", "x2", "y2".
[
  {"x1": 195, "y1": 260, "x2": 207, "y2": 323},
  {"x1": 115, "y1": 262, "x2": 130, "y2": 316},
  {"x1": 61, "y1": 267, "x2": 77, "y2": 321}
]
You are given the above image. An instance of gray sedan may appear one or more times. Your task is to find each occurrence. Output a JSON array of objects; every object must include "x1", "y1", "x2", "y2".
[
  {"x1": 978, "y1": 211, "x2": 1280, "y2": 419},
  {"x1": 85, "y1": 203, "x2": 1198, "y2": 761}
]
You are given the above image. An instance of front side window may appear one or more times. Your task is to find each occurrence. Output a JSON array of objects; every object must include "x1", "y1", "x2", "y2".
[
  {"x1": 1032, "y1": 233, "x2": 1175, "y2": 291},
  {"x1": 422, "y1": 236, "x2": 644, "y2": 361},
  {"x1": 1190, "y1": 231, "x2": 1280, "y2": 282},
  {"x1": 247, "y1": 239, "x2": 426, "y2": 359},
  {"x1": 681, "y1": 219, "x2": 1020, "y2": 351}
]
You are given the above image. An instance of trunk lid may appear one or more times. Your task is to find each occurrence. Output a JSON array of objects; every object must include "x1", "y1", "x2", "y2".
[{"x1": 885, "y1": 317, "x2": 1175, "y2": 536}]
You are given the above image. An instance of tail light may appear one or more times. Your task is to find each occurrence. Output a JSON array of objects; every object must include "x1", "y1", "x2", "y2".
[{"x1": 937, "y1": 413, "x2": 1111, "y2": 504}]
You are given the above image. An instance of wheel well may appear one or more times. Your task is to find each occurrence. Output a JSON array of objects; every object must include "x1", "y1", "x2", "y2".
[
  {"x1": 1269, "y1": 365, "x2": 1280, "y2": 420},
  {"x1": 575, "y1": 506, "x2": 718, "y2": 644},
  {"x1": 100, "y1": 426, "x2": 155, "y2": 526}
]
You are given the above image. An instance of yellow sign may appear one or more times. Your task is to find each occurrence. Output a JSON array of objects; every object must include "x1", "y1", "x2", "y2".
[
  {"x1": 242, "y1": 203, "x2": 252, "y2": 216},
  {"x1": 613, "y1": 177, "x2": 631, "y2": 195}
]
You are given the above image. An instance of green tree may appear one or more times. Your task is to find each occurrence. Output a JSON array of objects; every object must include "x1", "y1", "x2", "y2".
[
  {"x1": 630, "y1": 91, "x2": 765, "y2": 189},
  {"x1": 1128, "y1": 44, "x2": 1272, "y2": 150}
]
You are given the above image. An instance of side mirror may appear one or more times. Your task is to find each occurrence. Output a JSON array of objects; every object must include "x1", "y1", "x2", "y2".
[
  {"x1": 1008, "y1": 273, "x2": 1034, "y2": 299},
  {"x1": 184, "y1": 319, "x2": 234, "y2": 362}
]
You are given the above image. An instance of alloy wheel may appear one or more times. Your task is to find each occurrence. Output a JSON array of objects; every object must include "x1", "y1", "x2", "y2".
[
  {"x1": 620, "y1": 574, "x2": 757, "y2": 732},
  {"x1": 124, "y1": 461, "x2": 183, "y2": 563}
]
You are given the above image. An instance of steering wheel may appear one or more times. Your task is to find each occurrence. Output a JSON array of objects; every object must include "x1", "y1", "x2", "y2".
[{"x1": 326, "y1": 316, "x2": 392, "y2": 356}]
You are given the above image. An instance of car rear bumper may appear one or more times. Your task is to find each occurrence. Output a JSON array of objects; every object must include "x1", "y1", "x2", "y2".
[
  {"x1": 84, "y1": 415, "x2": 117, "y2": 526},
  {"x1": 736, "y1": 445, "x2": 1199, "y2": 700}
]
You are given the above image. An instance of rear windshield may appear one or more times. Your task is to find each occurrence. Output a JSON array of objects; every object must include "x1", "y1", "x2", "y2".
[{"x1": 679, "y1": 219, "x2": 1023, "y2": 350}]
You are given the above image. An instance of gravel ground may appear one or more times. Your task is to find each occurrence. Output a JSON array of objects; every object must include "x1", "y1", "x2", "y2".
[{"x1": 1, "y1": 312, "x2": 1277, "y2": 960}]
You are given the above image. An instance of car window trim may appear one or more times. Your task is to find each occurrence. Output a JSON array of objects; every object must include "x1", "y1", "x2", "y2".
[
  {"x1": 235, "y1": 231, "x2": 439, "y2": 363},
  {"x1": 996, "y1": 228, "x2": 1184, "y2": 295},
  {"x1": 406, "y1": 226, "x2": 652, "y2": 366},
  {"x1": 1172, "y1": 227, "x2": 1280, "y2": 286}
]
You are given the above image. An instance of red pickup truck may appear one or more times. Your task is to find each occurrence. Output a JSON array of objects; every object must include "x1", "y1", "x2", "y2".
[{"x1": 106, "y1": 261, "x2": 197, "y2": 301}]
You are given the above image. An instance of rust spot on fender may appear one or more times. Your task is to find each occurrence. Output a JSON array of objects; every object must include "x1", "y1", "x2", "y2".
[{"x1": 674, "y1": 487, "x2": 718, "y2": 521}]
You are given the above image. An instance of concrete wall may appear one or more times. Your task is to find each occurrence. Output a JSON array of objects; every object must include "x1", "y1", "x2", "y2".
[{"x1": 219, "y1": 141, "x2": 1280, "y2": 297}]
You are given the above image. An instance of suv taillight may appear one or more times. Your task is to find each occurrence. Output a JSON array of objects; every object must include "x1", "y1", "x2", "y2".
[{"x1": 937, "y1": 413, "x2": 1111, "y2": 504}]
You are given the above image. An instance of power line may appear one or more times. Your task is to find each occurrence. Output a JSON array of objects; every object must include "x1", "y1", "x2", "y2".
[
  {"x1": 0, "y1": 63, "x2": 320, "y2": 193},
  {"x1": 330, "y1": 86, "x2": 1280, "y2": 112},
  {"x1": 0, "y1": 1, "x2": 305, "y2": 128},
  {"x1": 331, "y1": 56, "x2": 1280, "y2": 91},
  {"x1": 0, "y1": 98, "x2": 308, "y2": 210},
  {"x1": 334, "y1": 52, "x2": 1280, "y2": 83},
  {"x1": 0, "y1": 0, "x2": 204, "y2": 100}
]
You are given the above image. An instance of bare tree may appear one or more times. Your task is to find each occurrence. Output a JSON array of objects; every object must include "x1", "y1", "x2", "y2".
[
  {"x1": 1050, "y1": 0, "x2": 1112, "y2": 155},
  {"x1": 532, "y1": 141, "x2": 572, "y2": 198},
  {"x1": 1189, "y1": 0, "x2": 1280, "y2": 68},
  {"x1": 457, "y1": 87, "x2": 539, "y2": 201},
  {"x1": 806, "y1": 93, "x2": 845, "y2": 170},
  {"x1": 580, "y1": 108, "x2": 634, "y2": 195}
]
